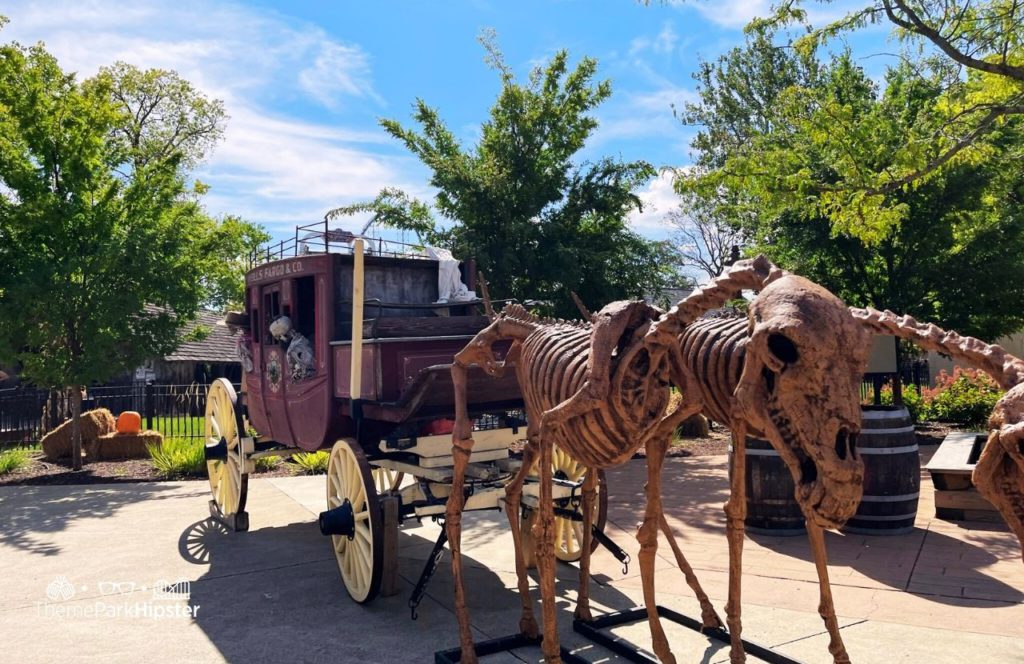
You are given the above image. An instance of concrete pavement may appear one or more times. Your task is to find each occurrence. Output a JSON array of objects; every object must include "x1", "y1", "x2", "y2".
[{"x1": 1, "y1": 455, "x2": 1022, "y2": 663}]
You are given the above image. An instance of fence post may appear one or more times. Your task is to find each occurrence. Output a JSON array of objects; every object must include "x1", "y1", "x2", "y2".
[
  {"x1": 145, "y1": 382, "x2": 155, "y2": 431},
  {"x1": 872, "y1": 374, "x2": 885, "y2": 406}
]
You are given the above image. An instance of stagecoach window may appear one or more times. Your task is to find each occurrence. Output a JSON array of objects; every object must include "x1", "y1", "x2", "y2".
[
  {"x1": 264, "y1": 290, "x2": 281, "y2": 345},
  {"x1": 295, "y1": 276, "x2": 316, "y2": 346}
]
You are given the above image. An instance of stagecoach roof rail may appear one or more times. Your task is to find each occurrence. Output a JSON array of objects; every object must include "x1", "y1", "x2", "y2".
[{"x1": 247, "y1": 219, "x2": 435, "y2": 269}]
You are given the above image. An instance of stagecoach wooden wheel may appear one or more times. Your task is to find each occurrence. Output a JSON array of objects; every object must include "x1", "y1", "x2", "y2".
[
  {"x1": 205, "y1": 378, "x2": 251, "y2": 531},
  {"x1": 372, "y1": 467, "x2": 404, "y2": 494},
  {"x1": 326, "y1": 439, "x2": 383, "y2": 603},
  {"x1": 523, "y1": 445, "x2": 609, "y2": 563}
]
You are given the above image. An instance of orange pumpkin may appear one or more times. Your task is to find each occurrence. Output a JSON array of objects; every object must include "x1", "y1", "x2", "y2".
[{"x1": 116, "y1": 411, "x2": 142, "y2": 435}]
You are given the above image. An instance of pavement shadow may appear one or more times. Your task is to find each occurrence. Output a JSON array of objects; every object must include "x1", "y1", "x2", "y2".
[
  {"x1": 606, "y1": 456, "x2": 731, "y2": 535},
  {"x1": 178, "y1": 512, "x2": 645, "y2": 663},
  {"x1": 747, "y1": 527, "x2": 1024, "y2": 606},
  {"x1": 0, "y1": 483, "x2": 177, "y2": 556},
  {"x1": 605, "y1": 456, "x2": 1022, "y2": 607}
]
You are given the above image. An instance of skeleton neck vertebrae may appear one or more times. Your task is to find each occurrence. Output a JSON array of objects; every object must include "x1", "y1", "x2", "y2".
[{"x1": 850, "y1": 307, "x2": 1024, "y2": 560}]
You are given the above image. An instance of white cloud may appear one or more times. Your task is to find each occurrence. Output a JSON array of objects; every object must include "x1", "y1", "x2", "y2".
[
  {"x1": 298, "y1": 41, "x2": 382, "y2": 110},
  {"x1": 2, "y1": 0, "x2": 400, "y2": 236},
  {"x1": 685, "y1": 0, "x2": 772, "y2": 30},
  {"x1": 593, "y1": 85, "x2": 696, "y2": 147},
  {"x1": 630, "y1": 21, "x2": 679, "y2": 56},
  {"x1": 628, "y1": 169, "x2": 682, "y2": 234},
  {"x1": 679, "y1": 0, "x2": 874, "y2": 31}
]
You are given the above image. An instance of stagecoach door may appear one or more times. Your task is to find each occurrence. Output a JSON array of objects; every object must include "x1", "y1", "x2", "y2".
[
  {"x1": 257, "y1": 282, "x2": 294, "y2": 442},
  {"x1": 281, "y1": 274, "x2": 330, "y2": 448}
]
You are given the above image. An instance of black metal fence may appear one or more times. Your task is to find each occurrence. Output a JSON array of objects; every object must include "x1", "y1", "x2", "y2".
[
  {"x1": 860, "y1": 365, "x2": 929, "y2": 405},
  {"x1": 0, "y1": 383, "x2": 238, "y2": 445},
  {"x1": 2, "y1": 370, "x2": 930, "y2": 445}
]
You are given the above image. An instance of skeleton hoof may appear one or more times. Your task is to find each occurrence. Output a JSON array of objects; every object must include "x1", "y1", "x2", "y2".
[
  {"x1": 652, "y1": 644, "x2": 676, "y2": 664},
  {"x1": 574, "y1": 605, "x2": 593, "y2": 622},
  {"x1": 701, "y1": 608, "x2": 724, "y2": 631},
  {"x1": 520, "y1": 616, "x2": 539, "y2": 639}
]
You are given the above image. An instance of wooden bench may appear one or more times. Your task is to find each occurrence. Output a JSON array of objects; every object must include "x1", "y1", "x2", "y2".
[{"x1": 924, "y1": 431, "x2": 1000, "y2": 521}]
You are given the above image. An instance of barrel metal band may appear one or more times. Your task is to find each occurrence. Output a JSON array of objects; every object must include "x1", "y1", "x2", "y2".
[
  {"x1": 860, "y1": 426, "x2": 916, "y2": 435},
  {"x1": 847, "y1": 512, "x2": 917, "y2": 521},
  {"x1": 861, "y1": 409, "x2": 910, "y2": 420},
  {"x1": 731, "y1": 447, "x2": 781, "y2": 457},
  {"x1": 858, "y1": 492, "x2": 920, "y2": 502},
  {"x1": 857, "y1": 444, "x2": 919, "y2": 455}
]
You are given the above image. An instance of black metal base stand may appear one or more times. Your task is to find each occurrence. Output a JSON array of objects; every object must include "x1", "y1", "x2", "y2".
[
  {"x1": 434, "y1": 634, "x2": 588, "y2": 664},
  {"x1": 409, "y1": 524, "x2": 448, "y2": 619},
  {"x1": 572, "y1": 606, "x2": 808, "y2": 664}
]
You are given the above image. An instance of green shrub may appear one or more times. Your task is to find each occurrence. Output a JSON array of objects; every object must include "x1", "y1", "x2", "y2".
[
  {"x1": 878, "y1": 384, "x2": 926, "y2": 423},
  {"x1": 926, "y1": 368, "x2": 1002, "y2": 428},
  {"x1": 148, "y1": 438, "x2": 206, "y2": 478},
  {"x1": 254, "y1": 454, "x2": 281, "y2": 473},
  {"x1": 290, "y1": 451, "x2": 329, "y2": 475},
  {"x1": 873, "y1": 367, "x2": 1003, "y2": 428},
  {"x1": 0, "y1": 448, "x2": 31, "y2": 475}
]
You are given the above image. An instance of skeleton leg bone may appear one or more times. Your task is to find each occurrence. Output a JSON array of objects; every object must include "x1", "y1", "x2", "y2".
[
  {"x1": 574, "y1": 468, "x2": 598, "y2": 622},
  {"x1": 637, "y1": 432, "x2": 677, "y2": 664},
  {"x1": 535, "y1": 416, "x2": 562, "y2": 663},
  {"x1": 448, "y1": 362, "x2": 480, "y2": 664},
  {"x1": 503, "y1": 433, "x2": 541, "y2": 638},
  {"x1": 658, "y1": 514, "x2": 723, "y2": 630},
  {"x1": 806, "y1": 522, "x2": 851, "y2": 663},
  {"x1": 724, "y1": 420, "x2": 748, "y2": 664},
  {"x1": 446, "y1": 438, "x2": 477, "y2": 664}
]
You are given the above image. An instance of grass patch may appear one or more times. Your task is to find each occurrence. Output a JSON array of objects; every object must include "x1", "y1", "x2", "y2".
[
  {"x1": 150, "y1": 416, "x2": 206, "y2": 439},
  {"x1": 148, "y1": 438, "x2": 206, "y2": 478},
  {"x1": 290, "y1": 451, "x2": 329, "y2": 475},
  {"x1": 0, "y1": 448, "x2": 31, "y2": 475}
]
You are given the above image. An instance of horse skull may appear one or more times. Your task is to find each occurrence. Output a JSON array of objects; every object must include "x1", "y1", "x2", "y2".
[{"x1": 735, "y1": 275, "x2": 870, "y2": 529}]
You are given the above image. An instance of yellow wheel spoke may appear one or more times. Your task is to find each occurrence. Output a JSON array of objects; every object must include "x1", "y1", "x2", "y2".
[{"x1": 325, "y1": 439, "x2": 379, "y2": 603}]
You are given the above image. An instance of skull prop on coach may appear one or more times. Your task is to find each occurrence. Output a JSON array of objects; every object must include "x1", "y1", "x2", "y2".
[
  {"x1": 735, "y1": 275, "x2": 871, "y2": 529},
  {"x1": 973, "y1": 383, "x2": 1024, "y2": 560}
]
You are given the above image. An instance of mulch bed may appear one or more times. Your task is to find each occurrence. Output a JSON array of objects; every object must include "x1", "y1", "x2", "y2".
[
  {"x1": 0, "y1": 421, "x2": 968, "y2": 486},
  {"x1": 0, "y1": 453, "x2": 295, "y2": 487}
]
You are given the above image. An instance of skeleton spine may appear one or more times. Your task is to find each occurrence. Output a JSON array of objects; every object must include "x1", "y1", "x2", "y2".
[
  {"x1": 850, "y1": 307, "x2": 1024, "y2": 390},
  {"x1": 648, "y1": 255, "x2": 785, "y2": 346}
]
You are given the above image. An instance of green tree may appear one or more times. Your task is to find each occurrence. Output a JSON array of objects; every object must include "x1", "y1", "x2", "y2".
[
  {"x1": 714, "y1": 0, "x2": 1024, "y2": 240},
  {"x1": 92, "y1": 61, "x2": 227, "y2": 174},
  {"x1": 0, "y1": 29, "x2": 257, "y2": 468},
  {"x1": 199, "y1": 214, "x2": 272, "y2": 311},
  {"x1": 681, "y1": 26, "x2": 1024, "y2": 340},
  {"x1": 329, "y1": 34, "x2": 674, "y2": 316}
]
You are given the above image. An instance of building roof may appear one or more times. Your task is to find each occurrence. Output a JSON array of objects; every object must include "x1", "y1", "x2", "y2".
[{"x1": 165, "y1": 310, "x2": 239, "y2": 364}]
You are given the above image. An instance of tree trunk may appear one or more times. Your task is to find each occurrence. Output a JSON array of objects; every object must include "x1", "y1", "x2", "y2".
[
  {"x1": 892, "y1": 337, "x2": 904, "y2": 406},
  {"x1": 70, "y1": 386, "x2": 83, "y2": 471}
]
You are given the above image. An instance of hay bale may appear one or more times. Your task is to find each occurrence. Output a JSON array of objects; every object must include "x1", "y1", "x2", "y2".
[
  {"x1": 89, "y1": 430, "x2": 163, "y2": 461},
  {"x1": 41, "y1": 408, "x2": 117, "y2": 461}
]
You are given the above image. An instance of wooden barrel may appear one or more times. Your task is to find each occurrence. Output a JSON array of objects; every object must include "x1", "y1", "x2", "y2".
[
  {"x1": 730, "y1": 437, "x2": 806, "y2": 536},
  {"x1": 842, "y1": 405, "x2": 920, "y2": 535}
]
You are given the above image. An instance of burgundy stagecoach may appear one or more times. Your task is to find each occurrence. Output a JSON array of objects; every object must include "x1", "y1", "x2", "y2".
[{"x1": 203, "y1": 223, "x2": 610, "y2": 604}]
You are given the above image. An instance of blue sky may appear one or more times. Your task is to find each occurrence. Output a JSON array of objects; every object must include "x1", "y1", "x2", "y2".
[{"x1": 2, "y1": 1, "x2": 887, "y2": 243}]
